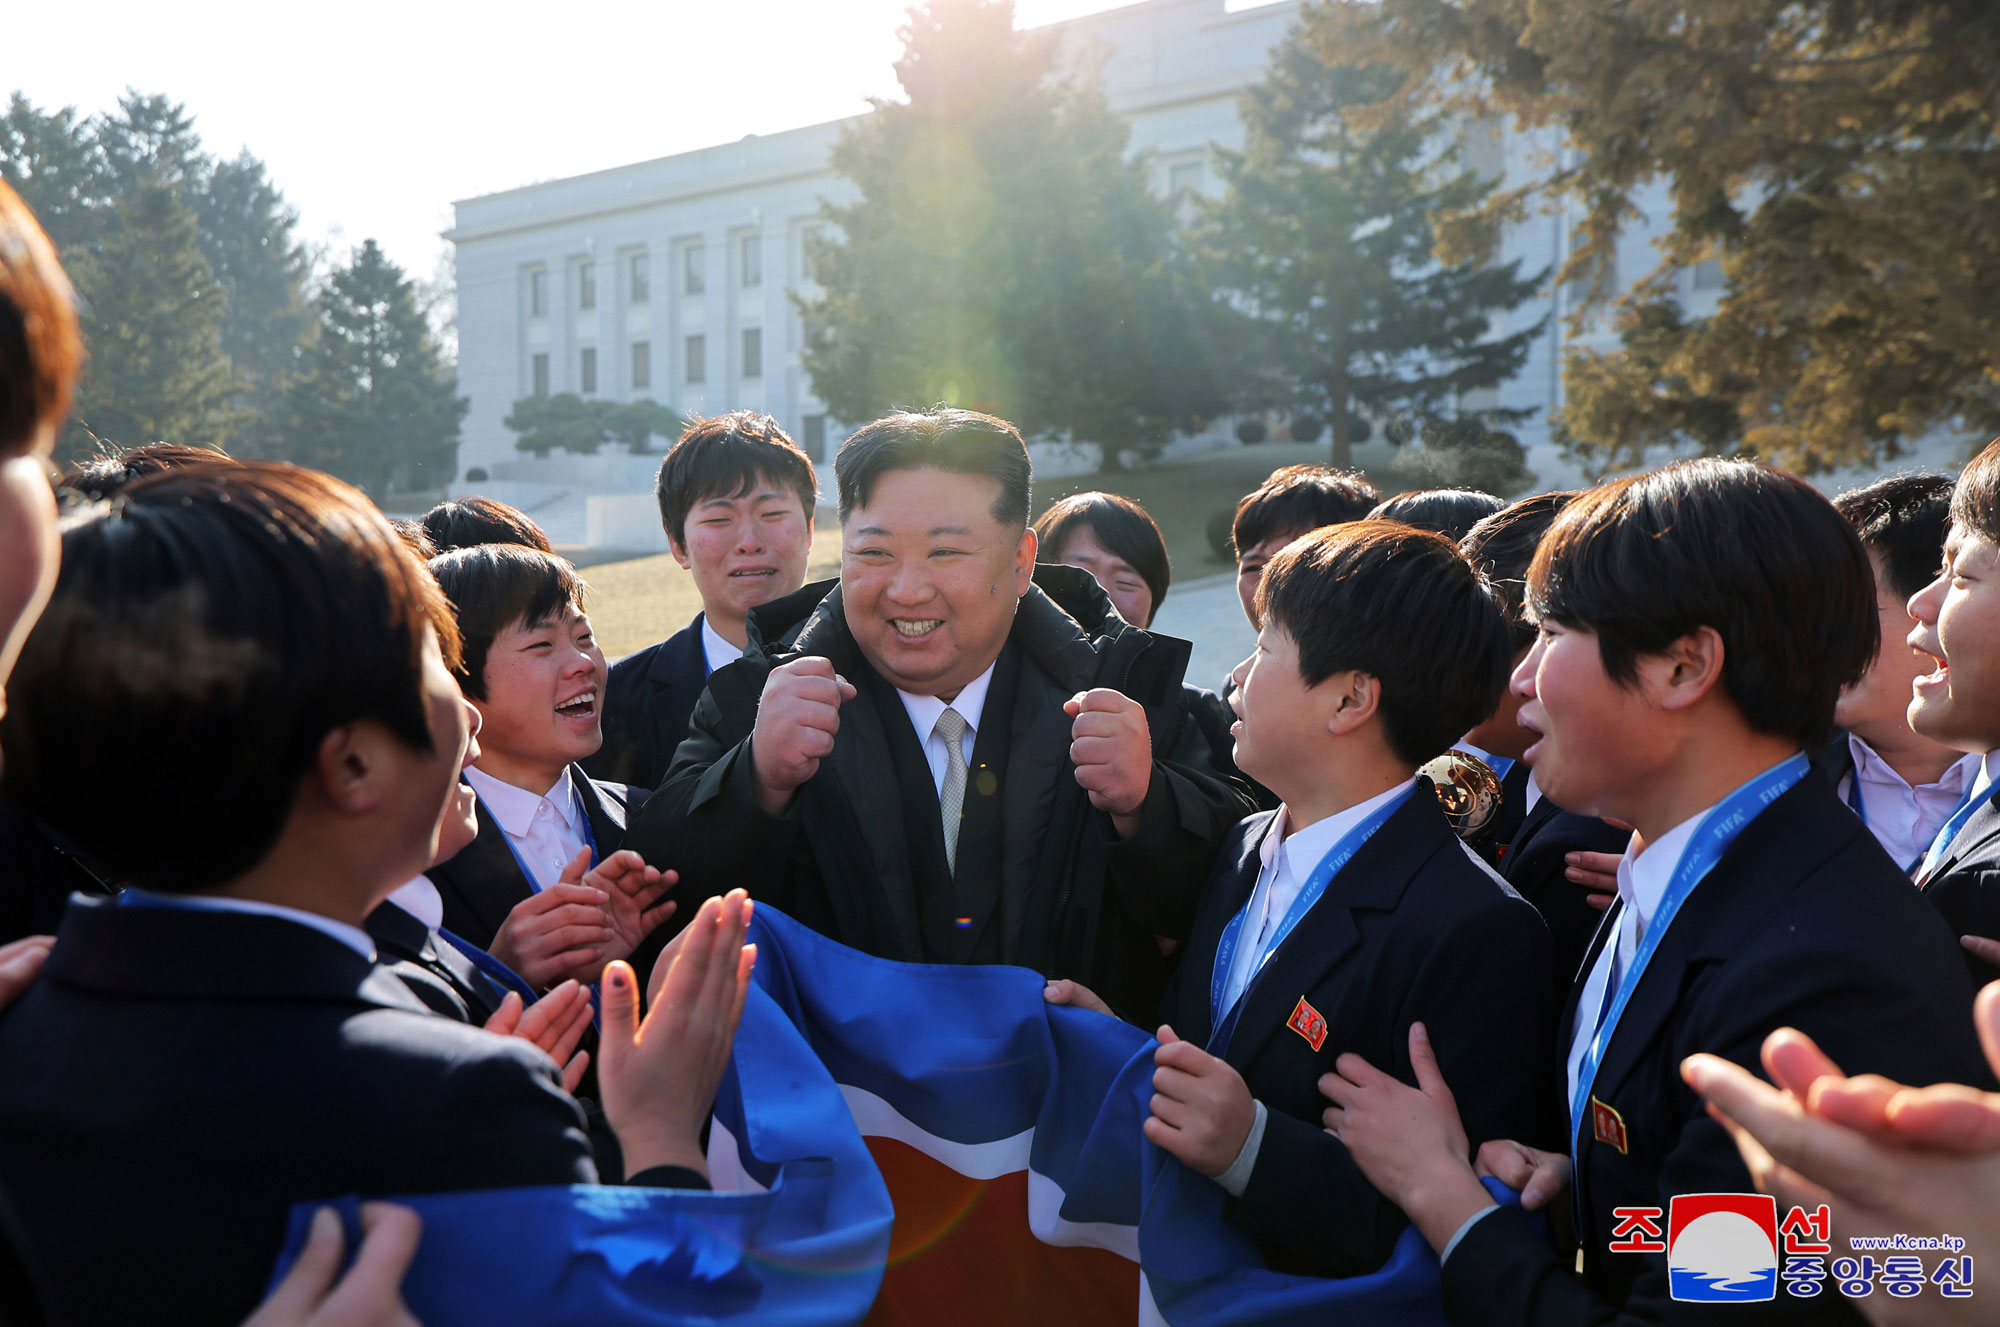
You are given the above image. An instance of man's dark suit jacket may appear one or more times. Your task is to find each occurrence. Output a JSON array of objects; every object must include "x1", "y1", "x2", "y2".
[
  {"x1": 1500, "y1": 792, "x2": 1631, "y2": 985},
  {"x1": 1442, "y1": 773, "x2": 1991, "y2": 1326},
  {"x1": 364, "y1": 898, "x2": 512, "y2": 1022},
  {"x1": 0, "y1": 896, "x2": 628, "y2": 1325},
  {"x1": 624, "y1": 567, "x2": 1258, "y2": 1020},
  {"x1": 584, "y1": 613, "x2": 709, "y2": 792},
  {"x1": 1921, "y1": 781, "x2": 2000, "y2": 987},
  {"x1": 428, "y1": 766, "x2": 636, "y2": 955},
  {"x1": 1160, "y1": 788, "x2": 1563, "y2": 1278},
  {"x1": 0, "y1": 805, "x2": 111, "y2": 944}
]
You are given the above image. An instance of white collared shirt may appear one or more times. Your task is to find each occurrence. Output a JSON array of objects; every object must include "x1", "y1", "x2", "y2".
[
  {"x1": 1564, "y1": 809, "x2": 1699, "y2": 1112},
  {"x1": 1839, "y1": 735, "x2": 1980, "y2": 871},
  {"x1": 1220, "y1": 778, "x2": 1419, "y2": 1015},
  {"x1": 385, "y1": 874, "x2": 445, "y2": 931},
  {"x1": 895, "y1": 660, "x2": 998, "y2": 798},
  {"x1": 464, "y1": 766, "x2": 590, "y2": 894},
  {"x1": 700, "y1": 615, "x2": 744, "y2": 676},
  {"x1": 123, "y1": 889, "x2": 375, "y2": 960},
  {"x1": 1524, "y1": 769, "x2": 1544, "y2": 816}
]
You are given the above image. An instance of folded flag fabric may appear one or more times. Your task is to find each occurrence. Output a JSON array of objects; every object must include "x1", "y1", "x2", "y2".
[
  {"x1": 743, "y1": 905, "x2": 1527, "y2": 1327},
  {"x1": 267, "y1": 981, "x2": 893, "y2": 1326}
]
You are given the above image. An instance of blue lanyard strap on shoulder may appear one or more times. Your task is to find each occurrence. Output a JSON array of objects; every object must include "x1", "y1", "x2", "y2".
[
  {"x1": 1209, "y1": 784, "x2": 1417, "y2": 1034},
  {"x1": 1568, "y1": 753, "x2": 1810, "y2": 1168},
  {"x1": 473, "y1": 777, "x2": 600, "y2": 896},
  {"x1": 1920, "y1": 782, "x2": 1988, "y2": 878}
]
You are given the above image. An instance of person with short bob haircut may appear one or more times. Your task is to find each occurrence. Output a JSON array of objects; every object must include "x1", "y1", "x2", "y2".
[
  {"x1": 586, "y1": 411, "x2": 817, "y2": 790},
  {"x1": 424, "y1": 543, "x2": 670, "y2": 991},
  {"x1": 421, "y1": 494, "x2": 554, "y2": 555},
  {"x1": 1052, "y1": 520, "x2": 1559, "y2": 1277},
  {"x1": 1369, "y1": 488, "x2": 1505, "y2": 544},
  {"x1": 1456, "y1": 492, "x2": 1628, "y2": 980},
  {"x1": 1033, "y1": 491, "x2": 1171, "y2": 629},
  {"x1": 627, "y1": 405, "x2": 1254, "y2": 1018},
  {"x1": 0, "y1": 463, "x2": 755, "y2": 1324},
  {"x1": 1319, "y1": 458, "x2": 1988, "y2": 1326},
  {"x1": 1230, "y1": 463, "x2": 1380, "y2": 632}
]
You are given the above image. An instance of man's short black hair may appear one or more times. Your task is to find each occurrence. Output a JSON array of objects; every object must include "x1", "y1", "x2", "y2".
[
  {"x1": 420, "y1": 496, "x2": 554, "y2": 555},
  {"x1": 1529, "y1": 459, "x2": 1878, "y2": 750},
  {"x1": 429, "y1": 543, "x2": 588, "y2": 702},
  {"x1": 1258, "y1": 519, "x2": 1512, "y2": 767},
  {"x1": 1461, "y1": 492, "x2": 1579, "y2": 652},
  {"x1": 55, "y1": 443, "x2": 229, "y2": 505},
  {"x1": 655, "y1": 411, "x2": 819, "y2": 548},
  {"x1": 1370, "y1": 488, "x2": 1506, "y2": 544},
  {"x1": 835, "y1": 408, "x2": 1032, "y2": 528},
  {"x1": 1232, "y1": 465, "x2": 1380, "y2": 557},
  {"x1": 0, "y1": 463, "x2": 460, "y2": 893},
  {"x1": 1834, "y1": 474, "x2": 1954, "y2": 603},
  {"x1": 1951, "y1": 439, "x2": 2000, "y2": 549},
  {"x1": 1032, "y1": 491, "x2": 1171, "y2": 619}
]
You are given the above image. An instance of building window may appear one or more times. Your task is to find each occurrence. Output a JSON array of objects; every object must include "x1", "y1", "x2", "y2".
[
  {"x1": 742, "y1": 327, "x2": 762, "y2": 378},
  {"x1": 803, "y1": 413, "x2": 826, "y2": 462},
  {"x1": 1692, "y1": 258, "x2": 1724, "y2": 291},
  {"x1": 685, "y1": 334, "x2": 706, "y2": 384},
  {"x1": 1168, "y1": 161, "x2": 1204, "y2": 195},
  {"x1": 578, "y1": 261, "x2": 596, "y2": 311},
  {"x1": 741, "y1": 234, "x2": 762, "y2": 287},
  {"x1": 531, "y1": 352, "x2": 549, "y2": 397},
  {"x1": 629, "y1": 253, "x2": 649, "y2": 303},
  {"x1": 684, "y1": 244, "x2": 705, "y2": 295},
  {"x1": 528, "y1": 270, "x2": 547, "y2": 318},
  {"x1": 631, "y1": 341, "x2": 651, "y2": 390},
  {"x1": 580, "y1": 347, "x2": 597, "y2": 394}
]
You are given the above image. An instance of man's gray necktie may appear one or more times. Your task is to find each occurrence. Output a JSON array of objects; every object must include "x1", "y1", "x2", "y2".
[{"x1": 933, "y1": 707, "x2": 969, "y2": 875}]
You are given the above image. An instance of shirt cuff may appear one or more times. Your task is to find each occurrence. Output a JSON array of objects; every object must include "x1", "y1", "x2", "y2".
[
  {"x1": 1440, "y1": 1203, "x2": 1501, "y2": 1267},
  {"x1": 1214, "y1": 1099, "x2": 1268, "y2": 1197}
]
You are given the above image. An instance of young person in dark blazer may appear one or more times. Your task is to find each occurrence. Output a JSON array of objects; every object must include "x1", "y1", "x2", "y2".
[
  {"x1": 1049, "y1": 520, "x2": 1563, "y2": 1277},
  {"x1": 1459, "y1": 493, "x2": 1629, "y2": 980},
  {"x1": 0, "y1": 464, "x2": 757, "y2": 1324},
  {"x1": 1320, "y1": 459, "x2": 1990, "y2": 1325},
  {"x1": 586, "y1": 411, "x2": 818, "y2": 791},
  {"x1": 425, "y1": 543, "x2": 676, "y2": 990}
]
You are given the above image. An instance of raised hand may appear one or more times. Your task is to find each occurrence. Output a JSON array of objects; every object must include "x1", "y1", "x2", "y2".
[
  {"x1": 598, "y1": 889, "x2": 758, "y2": 1181},
  {"x1": 0, "y1": 935, "x2": 53, "y2": 1009},
  {"x1": 1065, "y1": 687, "x2": 1152, "y2": 838},
  {"x1": 1144, "y1": 1025, "x2": 1257, "y2": 1177},
  {"x1": 243, "y1": 1203, "x2": 422, "y2": 1327},
  {"x1": 544, "y1": 848, "x2": 677, "y2": 984},
  {"x1": 488, "y1": 882, "x2": 615, "y2": 992},
  {"x1": 750, "y1": 656, "x2": 856, "y2": 815},
  {"x1": 1043, "y1": 978, "x2": 1114, "y2": 1018},
  {"x1": 482, "y1": 980, "x2": 594, "y2": 1094}
]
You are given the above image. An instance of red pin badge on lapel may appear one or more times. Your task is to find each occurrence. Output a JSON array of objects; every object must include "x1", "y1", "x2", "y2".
[
  {"x1": 1591, "y1": 1096, "x2": 1629, "y2": 1154},
  {"x1": 1287, "y1": 996, "x2": 1328, "y2": 1051}
]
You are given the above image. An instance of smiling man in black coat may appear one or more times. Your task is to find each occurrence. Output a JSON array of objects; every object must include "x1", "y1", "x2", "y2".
[{"x1": 623, "y1": 408, "x2": 1255, "y2": 1019}]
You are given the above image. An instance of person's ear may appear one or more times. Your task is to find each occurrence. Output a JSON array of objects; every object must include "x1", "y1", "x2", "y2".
[
  {"x1": 668, "y1": 533, "x2": 691, "y2": 571},
  {"x1": 1014, "y1": 526, "x2": 1037, "y2": 597},
  {"x1": 1323, "y1": 670, "x2": 1382, "y2": 736},
  {"x1": 1654, "y1": 626, "x2": 1727, "y2": 713},
  {"x1": 311, "y1": 723, "x2": 387, "y2": 816}
]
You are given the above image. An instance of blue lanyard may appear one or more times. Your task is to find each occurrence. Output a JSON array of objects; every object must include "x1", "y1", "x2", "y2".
[
  {"x1": 1486, "y1": 755, "x2": 1517, "y2": 782},
  {"x1": 1210, "y1": 785, "x2": 1417, "y2": 1029},
  {"x1": 1569, "y1": 754, "x2": 1809, "y2": 1165},
  {"x1": 1920, "y1": 782, "x2": 1988, "y2": 878},
  {"x1": 475, "y1": 778, "x2": 600, "y2": 895},
  {"x1": 1842, "y1": 770, "x2": 1867, "y2": 830}
]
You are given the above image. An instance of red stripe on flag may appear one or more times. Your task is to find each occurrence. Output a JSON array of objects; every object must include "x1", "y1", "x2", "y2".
[{"x1": 862, "y1": 1136, "x2": 1139, "y2": 1327}]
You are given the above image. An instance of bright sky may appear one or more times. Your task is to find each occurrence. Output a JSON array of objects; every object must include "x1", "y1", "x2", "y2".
[{"x1": 9, "y1": 0, "x2": 1274, "y2": 283}]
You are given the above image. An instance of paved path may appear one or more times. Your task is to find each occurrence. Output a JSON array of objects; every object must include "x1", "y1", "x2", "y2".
[{"x1": 1152, "y1": 571, "x2": 1256, "y2": 697}]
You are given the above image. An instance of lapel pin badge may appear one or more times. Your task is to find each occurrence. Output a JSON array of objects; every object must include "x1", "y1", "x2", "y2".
[
  {"x1": 1590, "y1": 1096, "x2": 1629, "y2": 1154},
  {"x1": 1286, "y1": 996, "x2": 1328, "y2": 1051}
]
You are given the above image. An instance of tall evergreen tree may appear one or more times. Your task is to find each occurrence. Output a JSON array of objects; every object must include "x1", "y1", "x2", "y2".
[
  {"x1": 800, "y1": 0, "x2": 1223, "y2": 469},
  {"x1": 1318, "y1": 0, "x2": 2000, "y2": 472},
  {"x1": 284, "y1": 241, "x2": 465, "y2": 499},
  {"x1": 69, "y1": 178, "x2": 240, "y2": 453},
  {"x1": 1204, "y1": 25, "x2": 1544, "y2": 469},
  {"x1": 197, "y1": 152, "x2": 314, "y2": 454}
]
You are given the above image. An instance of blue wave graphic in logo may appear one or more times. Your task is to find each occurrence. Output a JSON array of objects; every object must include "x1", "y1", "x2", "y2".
[{"x1": 1670, "y1": 1268, "x2": 1779, "y2": 1302}]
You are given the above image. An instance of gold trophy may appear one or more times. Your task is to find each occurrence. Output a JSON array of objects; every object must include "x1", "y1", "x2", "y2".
[{"x1": 1419, "y1": 749, "x2": 1506, "y2": 851}]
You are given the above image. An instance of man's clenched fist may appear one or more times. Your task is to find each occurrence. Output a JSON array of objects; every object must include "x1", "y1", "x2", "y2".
[
  {"x1": 1065, "y1": 687, "x2": 1152, "y2": 839},
  {"x1": 750, "y1": 656, "x2": 857, "y2": 815}
]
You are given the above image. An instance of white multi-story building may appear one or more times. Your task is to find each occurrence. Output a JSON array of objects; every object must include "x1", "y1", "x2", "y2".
[{"x1": 451, "y1": 0, "x2": 1917, "y2": 548}]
